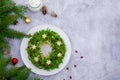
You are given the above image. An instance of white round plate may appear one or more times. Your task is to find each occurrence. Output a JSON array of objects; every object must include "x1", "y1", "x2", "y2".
[{"x1": 20, "y1": 24, "x2": 72, "y2": 76}]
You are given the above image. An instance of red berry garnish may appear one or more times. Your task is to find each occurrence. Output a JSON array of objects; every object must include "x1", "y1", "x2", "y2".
[
  {"x1": 75, "y1": 50, "x2": 78, "y2": 53},
  {"x1": 66, "y1": 67, "x2": 69, "y2": 70},
  {"x1": 80, "y1": 56, "x2": 84, "y2": 59},
  {"x1": 74, "y1": 65, "x2": 77, "y2": 67},
  {"x1": 69, "y1": 76, "x2": 72, "y2": 79}
]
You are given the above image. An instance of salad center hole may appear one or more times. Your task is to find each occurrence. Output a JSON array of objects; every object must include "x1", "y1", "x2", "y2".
[{"x1": 40, "y1": 43, "x2": 52, "y2": 56}]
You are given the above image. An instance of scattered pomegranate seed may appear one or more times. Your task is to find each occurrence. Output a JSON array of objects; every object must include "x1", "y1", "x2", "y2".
[
  {"x1": 75, "y1": 50, "x2": 78, "y2": 53},
  {"x1": 66, "y1": 67, "x2": 69, "y2": 70},
  {"x1": 74, "y1": 65, "x2": 77, "y2": 67},
  {"x1": 69, "y1": 76, "x2": 72, "y2": 79},
  {"x1": 80, "y1": 56, "x2": 84, "y2": 59}
]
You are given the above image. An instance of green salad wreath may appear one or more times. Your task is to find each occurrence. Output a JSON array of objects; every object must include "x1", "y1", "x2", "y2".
[{"x1": 27, "y1": 29, "x2": 66, "y2": 71}]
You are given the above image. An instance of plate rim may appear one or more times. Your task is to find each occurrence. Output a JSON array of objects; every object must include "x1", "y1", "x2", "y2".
[{"x1": 20, "y1": 24, "x2": 72, "y2": 76}]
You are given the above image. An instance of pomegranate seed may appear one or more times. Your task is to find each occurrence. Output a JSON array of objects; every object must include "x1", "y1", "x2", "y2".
[
  {"x1": 75, "y1": 50, "x2": 78, "y2": 53},
  {"x1": 66, "y1": 67, "x2": 69, "y2": 70},
  {"x1": 69, "y1": 76, "x2": 72, "y2": 79},
  {"x1": 80, "y1": 56, "x2": 83, "y2": 59},
  {"x1": 74, "y1": 65, "x2": 77, "y2": 67}
]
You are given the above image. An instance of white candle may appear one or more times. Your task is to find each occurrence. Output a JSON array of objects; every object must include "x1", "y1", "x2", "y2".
[{"x1": 28, "y1": 0, "x2": 42, "y2": 12}]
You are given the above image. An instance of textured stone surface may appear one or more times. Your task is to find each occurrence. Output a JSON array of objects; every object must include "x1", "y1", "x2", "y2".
[{"x1": 10, "y1": 0, "x2": 120, "y2": 80}]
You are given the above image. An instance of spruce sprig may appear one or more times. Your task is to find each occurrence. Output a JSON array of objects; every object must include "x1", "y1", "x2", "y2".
[
  {"x1": 0, "y1": 0, "x2": 42, "y2": 80},
  {"x1": 0, "y1": 0, "x2": 27, "y2": 53},
  {"x1": 0, "y1": 54, "x2": 30, "y2": 80}
]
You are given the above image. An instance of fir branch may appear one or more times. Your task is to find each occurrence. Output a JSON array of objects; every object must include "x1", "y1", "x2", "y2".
[
  {"x1": 0, "y1": 3, "x2": 15, "y2": 15},
  {"x1": 13, "y1": 6, "x2": 28, "y2": 18},
  {"x1": 6, "y1": 67, "x2": 19, "y2": 79},
  {"x1": 0, "y1": 0, "x2": 42, "y2": 80},
  {"x1": 0, "y1": 0, "x2": 15, "y2": 6},
  {"x1": 28, "y1": 77, "x2": 42, "y2": 80},
  {"x1": 1, "y1": 28, "x2": 26, "y2": 38},
  {"x1": 6, "y1": 66, "x2": 29, "y2": 79},
  {"x1": 16, "y1": 68, "x2": 30, "y2": 80},
  {"x1": 0, "y1": 56, "x2": 11, "y2": 78},
  {"x1": 34, "y1": 78, "x2": 42, "y2": 80},
  {"x1": 0, "y1": 56, "x2": 32, "y2": 80},
  {"x1": 0, "y1": 36, "x2": 10, "y2": 53},
  {"x1": 0, "y1": 14, "x2": 18, "y2": 29}
]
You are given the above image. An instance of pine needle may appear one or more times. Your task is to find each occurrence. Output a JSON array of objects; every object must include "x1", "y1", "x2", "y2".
[
  {"x1": 0, "y1": 0, "x2": 41, "y2": 80},
  {"x1": 0, "y1": 3, "x2": 15, "y2": 14},
  {"x1": 1, "y1": 28, "x2": 26, "y2": 38},
  {"x1": 0, "y1": 14, "x2": 18, "y2": 29}
]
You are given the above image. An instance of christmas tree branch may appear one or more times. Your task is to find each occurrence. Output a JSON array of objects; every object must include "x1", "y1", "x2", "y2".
[
  {"x1": 0, "y1": 55, "x2": 32, "y2": 80},
  {"x1": 0, "y1": 0, "x2": 42, "y2": 79},
  {"x1": 13, "y1": 6, "x2": 28, "y2": 18},
  {"x1": 6, "y1": 67, "x2": 19, "y2": 79},
  {"x1": 16, "y1": 68, "x2": 30, "y2": 80},
  {"x1": 0, "y1": 36, "x2": 10, "y2": 53},
  {"x1": 0, "y1": 14, "x2": 18, "y2": 29},
  {"x1": 2, "y1": 28, "x2": 26, "y2": 38},
  {"x1": 0, "y1": 3, "x2": 15, "y2": 15},
  {"x1": 0, "y1": 55, "x2": 11, "y2": 78}
]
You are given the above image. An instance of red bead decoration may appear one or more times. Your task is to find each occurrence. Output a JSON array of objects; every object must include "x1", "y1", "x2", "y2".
[{"x1": 12, "y1": 58, "x2": 18, "y2": 65}]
